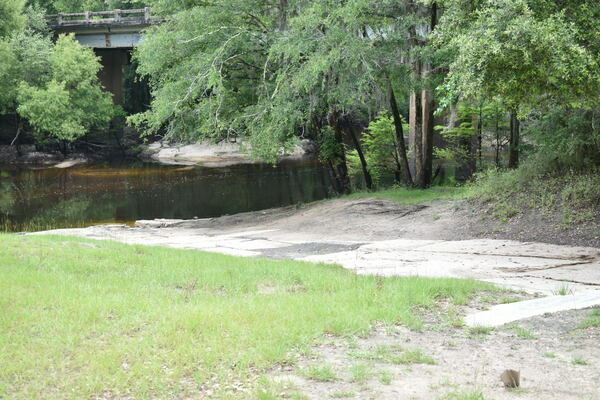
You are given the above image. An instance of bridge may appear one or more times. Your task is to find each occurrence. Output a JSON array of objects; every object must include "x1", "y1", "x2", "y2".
[{"x1": 46, "y1": 9, "x2": 160, "y2": 104}]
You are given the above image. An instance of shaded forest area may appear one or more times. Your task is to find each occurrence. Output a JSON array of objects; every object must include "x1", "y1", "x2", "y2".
[{"x1": 1, "y1": 0, "x2": 599, "y2": 194}]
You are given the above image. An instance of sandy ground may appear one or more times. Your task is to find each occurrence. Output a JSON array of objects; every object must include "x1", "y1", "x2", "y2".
[{"x1": 268, "y1": 303, "x2": 599, "y2": 400}]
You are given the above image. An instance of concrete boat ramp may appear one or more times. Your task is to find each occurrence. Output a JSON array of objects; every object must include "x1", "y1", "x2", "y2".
[{"x1": 34, "y1": 220, "x2": 600, "y2": 327}]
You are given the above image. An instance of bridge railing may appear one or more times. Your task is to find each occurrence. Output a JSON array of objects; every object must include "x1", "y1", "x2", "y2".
[{"x1": 45, "y1": 8, "x2": 154, "y2": 27}]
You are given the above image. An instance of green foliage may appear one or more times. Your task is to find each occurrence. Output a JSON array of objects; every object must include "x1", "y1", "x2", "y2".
[
  {"x1": 360, "y1": 113, "x2": 408, "y2": 184},
  {"x1": 578, "y1": 309, "x2": 600, "y2": 329},
  {"x1": 17, "y1": 34, "x2": 115, "y2": 143},
  {"x1": 436, "y1": 0, "x2": 599, "y2": 110},
  {"x1": 26, "y1": 0, "x2": 146, "y2": 14},
  {"x1": 467, "y1": 158, "x2": 600, "y2": 224},
  {"x1": 319, "y1": 126, "x2": 344, "y2": 164},
  {"x1": 0, "y1": 0, "x2": 25, "y2": 38}
]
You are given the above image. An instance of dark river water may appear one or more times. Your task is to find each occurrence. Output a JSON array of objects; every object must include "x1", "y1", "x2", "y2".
[{"x1": 0, "y1": 160, "x2": 332, "y2": 232}]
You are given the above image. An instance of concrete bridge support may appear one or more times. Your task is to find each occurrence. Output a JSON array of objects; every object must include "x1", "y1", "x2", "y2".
[{"x1": 96, "y1": 49, "x2": 129, "y2": 105}]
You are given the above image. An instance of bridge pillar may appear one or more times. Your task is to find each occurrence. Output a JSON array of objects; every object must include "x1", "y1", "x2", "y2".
[{"x1": 95, "y1": 49, "x2": 129, "y2": 105}]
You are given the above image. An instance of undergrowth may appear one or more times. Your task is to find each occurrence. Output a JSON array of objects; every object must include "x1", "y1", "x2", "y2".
[{"x1": 466, "y1": 158, "x2": 600, "y2": 226}]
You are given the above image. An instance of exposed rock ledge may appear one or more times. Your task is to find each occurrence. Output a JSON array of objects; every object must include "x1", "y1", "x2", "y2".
[
  {"x1": 0, "y1": 145, "x2": 90, "y2": 168},
  {"x1": 138, "y1": 139, "x2": 317, "y2": 167}
]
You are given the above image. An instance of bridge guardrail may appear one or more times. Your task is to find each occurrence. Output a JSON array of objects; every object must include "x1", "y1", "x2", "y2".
[{"x1": 45, "y1": 8, "x2": 154, "y2": 27}]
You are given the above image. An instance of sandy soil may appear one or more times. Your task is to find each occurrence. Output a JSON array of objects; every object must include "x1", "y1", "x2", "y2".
[{"x1": 268, "y1": 300, "x2": 600, "y2": 400}]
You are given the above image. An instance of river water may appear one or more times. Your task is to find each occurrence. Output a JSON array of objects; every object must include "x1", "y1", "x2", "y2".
[{"x1": 0, "y1": 160, "x2": 332, "y2": 232}]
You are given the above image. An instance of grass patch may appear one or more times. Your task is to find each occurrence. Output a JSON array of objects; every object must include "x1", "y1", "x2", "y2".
[
  {"x1": 543, "y1": 352, "x2": 557, "y2": 358},
  {"x1": 553, "y1": 284, "x2": 574, "y2": 296},
  {"x1": 469, "y1": 326, "x2": 494, "y2": 336},
  {"x1": 579, "y1": 309, "x2": 600, "y2": 329},
  {"x1": 467, "y1": 163, "x2": 600, "y2": 226},
  {"x1": 350, "y1": 345, "x2": 435, "y2": 365},
  {"x1": 391, "y1": 349, "x2": 436, "y2": 365},
  {"x1": 513, "y1": 326, "x2": 538, "y2": 340},
  {"x1": 301, "y1": 365, "x2": 338, "y2": 382},
  {"x1": 347, "y1": 186, "x2": 465, "y2": 205},
  {"x1": 0, "y1": 234, "x2": 493, "y2": 398},
  {"x1": 438, "y1": 390, "x2": 487, "y2": 400},
  {"x1": 349, "y1": 363, "x2": 372, "y2": 383},
  {"x1": 571, "y1": 356, "x2": 589, "y2": 366},
  {"x1": 378, "y1": 370, "x2": 393, "y2": 385},
  {"x1": 330, "y1": 392, "x2": 355, "y2": 398}
]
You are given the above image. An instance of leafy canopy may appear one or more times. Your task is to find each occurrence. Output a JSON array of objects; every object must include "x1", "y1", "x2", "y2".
[{"x1": 17, "y1": 34, "x2": 115, "y2": 142}]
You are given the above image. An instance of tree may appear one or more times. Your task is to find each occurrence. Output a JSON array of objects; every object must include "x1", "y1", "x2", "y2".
[
  {"x1": 17, "y1": 34, "x2": 115, "y2": 150},
  {"x1": 435, "y1": 0, "x2": 599, "y2": 168},
  {"x1": 0, "y1": 0, "x2": 25, "y2": 38}
]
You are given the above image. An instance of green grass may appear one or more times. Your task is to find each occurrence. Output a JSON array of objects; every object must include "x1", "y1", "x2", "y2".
[
  {"x1": 378, "y1": 370, "x2": 393, "y2": 385},
  {"x1": 438, "y1": 390, "x2": 486, "y2": 400},
  {"x1": 466, "y1": 163, "x2": 600, "y2": 226},
  {"x1": 513, "y1": 326, "x2": 538, "y2": 340},
  {"x1": 349, "y1": 363, "x2": 372, "y2": 383},
  {"x1": 0, "y1": 234, "x2": 493, "y2": 399},
  {"x1": 347, "y1": 186, "x2": 465, "y2": 205},
  {"x1": 301, "y1": 365, "x2": 338, "y2": 382},
  {"x1": 571, "y1": 356, "x2": 589, "y2": 366},
  {"x1": 579, "y1": 309, "x2": 600, "y2": 329},
  {"x1": 468, "y1": 326, "x2": 494, "y2": 336}
]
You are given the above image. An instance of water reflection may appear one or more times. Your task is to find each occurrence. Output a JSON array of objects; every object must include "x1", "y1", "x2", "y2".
[{"x1": 0, "y1": 160, "x2": 332, "y2": 231}]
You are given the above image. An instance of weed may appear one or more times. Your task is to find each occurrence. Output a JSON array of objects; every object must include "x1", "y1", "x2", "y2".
[
  {"x1": 302, "y1": 365, "x2": 338, "y2": 382},
  {"x1": 499, "y1": 296, "x2": 522, "y2": 304},
  {"x1": 469, "y1": 326, "x2": 494, "y2": 336},
  {"x1": 572, "y1": 356, "x2": 589, "y2": 366},
  {"x1": 578, "y1": 309, "x2": 600, "y2": 329},
  {"x1": 513, "y1": 326, "x2": 538, "y2": 340},
  {"x1": 438, "y1": 390, "x2": 486, "y2": 400},
  {"x1": 391, "y1": 349, "x2": 435, "y2": 365},
  {"x1": 543, "y1": 352, "x2": 557, "y2": 358},
  {"x1": 553, "y1": 284, "x2": 574, "y2": 296},
  {"x1": 349, "y1": 363, "x2": 372, "y2": 383},
  {"x1": 330, "y1": 392, "x2": 355, "y2": 398},
  {"x1": 379, "y1": 370, "x2": 392, "y2": 385}
]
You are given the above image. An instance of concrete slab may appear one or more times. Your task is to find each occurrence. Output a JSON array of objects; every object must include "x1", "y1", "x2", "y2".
[{"x1": 465, "y1": 294, "x2": 600, "y2": 327}]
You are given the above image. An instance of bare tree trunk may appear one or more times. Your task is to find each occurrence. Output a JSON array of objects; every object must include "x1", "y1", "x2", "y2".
[
  {"x1": 11, "y1": 115, "x2": 23, "y2": 156},
  {"x1": 422, "y1": 89, "x2": 434, "y2": 187},
  {"x1": 477, "y1": 106, "x2": 483, "y2": 168},
  {"x1": 411, "y1": 82, "x2": 424, "y2": 188},
  {"x1": 494, "y1": 107, "x2": 501, "y2": 167},
  {"x1": 509, "y1": 111, "x2": 520, "y2": 168},
  {"x1": 348, "y1": 126, "x2": 373, "y2": 190},
  {"x1": 387, "y1": 80, "x2": 413, "y2": 186}
]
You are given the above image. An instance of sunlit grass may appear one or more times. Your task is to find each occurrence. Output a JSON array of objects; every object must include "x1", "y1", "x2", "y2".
[
  {"x1": 0, "y1": 234, "x2": 493, "y2": 399},
  {"x1": 347, "y1": 185, "x2": 466, "y2": 205}
]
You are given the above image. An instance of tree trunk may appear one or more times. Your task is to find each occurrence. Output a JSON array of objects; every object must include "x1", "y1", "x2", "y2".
[
  {"x1": 327, "y1": 116, "x2": 351, "y2": 195},
  {"x1": 348, "y1": 126, "x2": 373, "y2": 190},
  {"x1": 387, "y1": 80, "x2": 413, "y2": 186},
  {"x1": 494, "y1": 107, "x2": 501, "y2": 167},
  {"x1": 411, "y1": 86, "x2": 424, "y2": 188},
  {"x1": 509, "y1": 111, "x2": 520, "y2": 169},
  {"x1": 11, "y1": 115, "x2": 23, "y2": 156},
  {"x1": 477, "y1": 106, "x2": 483, "y2": 168},
  {"x1": 421, "y1": 89, "x2": 434, "y2": 187}
]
